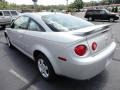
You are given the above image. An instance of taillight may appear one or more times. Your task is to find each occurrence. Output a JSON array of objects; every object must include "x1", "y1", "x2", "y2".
[
  {"x1": 74, "y1": 45, "x2": 87, "y2": 56},
  {"x1": 92, "y1": 42, "x2": 97, "y2": 51}
]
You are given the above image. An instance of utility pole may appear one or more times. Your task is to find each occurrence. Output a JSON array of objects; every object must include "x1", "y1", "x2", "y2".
[
  {"x1": 32, "y1": 0, "x2": 38, "y2": 11},
  {"x1": 14, "y1": 0, "x2": 17, "y2": 10},
  {"x1": 66, "y1": 0, "x2": 68, "y2": 12}
]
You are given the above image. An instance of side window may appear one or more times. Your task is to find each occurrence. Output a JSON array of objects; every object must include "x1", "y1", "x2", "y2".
[
  {"x1": 87, "y1": 11, "x2": 93, "y2": 15},
  {"x1": 100, "y1": 10, "x2": 106, "y2": 14},
  {"x1": 12, "y1": 16, "x2": 29, "y2": 29},
  {"x1": 3, "y1": 11, "x2": 10, "y2": 16},
  {"x1": 0, "y1": 11, "x2": 3, "y2": 16},
  {"x1": 11, "y1": 11, "x2": 18, "y2": 16},
  {"x1": 94, "y1": 10, "x2": 100, "y2": 14},
  {"x1": 28, "y1": 20, "x2": 41, "y2": 31}
]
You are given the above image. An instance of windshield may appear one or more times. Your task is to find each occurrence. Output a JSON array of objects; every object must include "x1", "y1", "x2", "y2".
[{"x1": 41, "y1": 14, "x2": 94, "y2": 32}]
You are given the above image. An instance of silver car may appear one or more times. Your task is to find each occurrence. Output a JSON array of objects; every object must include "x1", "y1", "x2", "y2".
[
  {"x1": 0, "y1": 10, "x2": 19, "y2": 29},
  {"x1": 4, "y1": 12, "x2": 116, "y2": 80}
]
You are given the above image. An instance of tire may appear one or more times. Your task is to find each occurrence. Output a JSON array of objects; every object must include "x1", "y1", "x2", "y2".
[
  {"x1": 1, "y1": 25, "x2": 6, "y2": 30},
  {"x1": 109, "y1": 18, "x2": 115, "y2": 22},
  {"x1": 36, "y1": 54, "x2": 55, "y2": 81},
  {"x1": 88, "y1": 17, "x2": 94, "y2": 21},
  {"x1": 6, "y1": 36, "x2": 13, "y2": 48}
]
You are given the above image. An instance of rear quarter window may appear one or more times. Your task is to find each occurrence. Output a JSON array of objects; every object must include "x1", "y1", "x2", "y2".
[
  {"x1": 94, "y1": 10, "x2": 100, "y2": 14},
  {"x1": 86, "y1": 10, "x2": 100, "y2": 15},
  {"x1": 86, "y1": 10, "x2": 93, "y2": 15}
]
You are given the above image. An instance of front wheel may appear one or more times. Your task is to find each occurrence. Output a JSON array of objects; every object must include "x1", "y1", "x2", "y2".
[
  {"x1": 88, "y1": 17, "x2": 94, "y2": 21},
  {"x1": 109, "y1": 18, "x2": 115, "y2": 22},
  {"x1": 37, "y1": 54, "x2": 55, "y2": 81},
  {"x1": 1, "y1": 25, "x2": 6, "y2": 30}
]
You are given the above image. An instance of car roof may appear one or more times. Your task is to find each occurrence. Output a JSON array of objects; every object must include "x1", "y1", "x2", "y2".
[
  {"x1": 38, "y1": 12, "x2": 57, "y2": 16},
  {"x1": 22, "y1": 12, "x2": 65, "y2": 17}
]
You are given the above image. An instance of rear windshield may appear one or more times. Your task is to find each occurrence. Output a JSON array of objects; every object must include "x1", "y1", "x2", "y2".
[
  {"x1": 41, "y1": 14, "x2": 94, "y2": 32},
  {"x1": 11, "y1": 11, "x2": 18, "y2": 16}
]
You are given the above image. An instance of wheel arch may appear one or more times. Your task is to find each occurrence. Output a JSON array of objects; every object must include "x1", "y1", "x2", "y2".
[
  {"x1": 4, "y1": 31, "x2": 7, "y2": 38},
  {"x1": 33, "y1": 47, "x2": 61, "y2": 74}
]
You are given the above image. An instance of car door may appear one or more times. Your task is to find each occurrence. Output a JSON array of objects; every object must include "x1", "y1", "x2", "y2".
[
  {"x1": 10, "y1": 11, "x2": 19, "y2": 20},
  {"x1": 7, "y1": 16, "x2": 30, "y2": 50},
  {"x1": 0, "y1": 11, "x2": 4, "y2": 24},
  {"x1": 93, "y1": 10, "x2": 101, "y2": 19},
  {"x1": 99, "y1": 10, "x2": 108, "y2": 20},
  {"x1": 2, "y1": 11, "x2": 11, "y2": 24},
  {"x1": 22, "y1": 18, "x2": 45, "y2": 56}
]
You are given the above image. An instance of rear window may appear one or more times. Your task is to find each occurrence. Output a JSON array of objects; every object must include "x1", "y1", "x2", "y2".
[
  {"x1": 41, "y1": 14, "x2": 94, "y2": 32},
  {"x1": 11, "y1": 11, "x2": 18, "y2": 16},
  {"x1": 87, "y1": 10, "x2": 100, "y2": 15},
  {"x1": 3, "y1": 11, "x2": 10, "y2": 16},
  {"x1": 86, "y1": 10, "x2": 93, "y2": 15}
]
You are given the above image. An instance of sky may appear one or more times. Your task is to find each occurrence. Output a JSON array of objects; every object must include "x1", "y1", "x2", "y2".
[{"x1": 6, "y1": 0, "x2": 98, "y2": 5}]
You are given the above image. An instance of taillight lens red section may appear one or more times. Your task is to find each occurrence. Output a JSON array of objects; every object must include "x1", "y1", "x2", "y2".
[
  {"x1": 74, "y1": 45, "x2": 87, "y2": 56},
  {"x1": 92, "y1": 42, "x2": 97, "y2": 51}
]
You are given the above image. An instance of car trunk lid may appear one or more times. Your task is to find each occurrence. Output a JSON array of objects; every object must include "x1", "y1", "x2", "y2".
[{"x1": 70, "y1": 24, "x2": 112, "y2": 55}]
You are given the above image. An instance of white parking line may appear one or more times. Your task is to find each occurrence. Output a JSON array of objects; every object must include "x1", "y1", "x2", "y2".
[{"x1": 9, "y1": 69, "x2": 37, "y2": 90}]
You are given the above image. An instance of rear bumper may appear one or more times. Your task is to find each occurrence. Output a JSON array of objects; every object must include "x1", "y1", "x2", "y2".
[{"x1": 59, "y1": 42, "x2": 116, "y2": 80}]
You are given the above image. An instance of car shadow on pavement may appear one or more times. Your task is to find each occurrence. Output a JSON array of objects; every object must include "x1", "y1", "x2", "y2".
[
  {"x1": 33, "y1": 70, "x2": 109, "y2": 90},
  {"x1": 1, "y1": 45, "x2": 41, "y2": 89},
  {"x1": 2, "y1": 44, "x2": 110, "y2": 90}
]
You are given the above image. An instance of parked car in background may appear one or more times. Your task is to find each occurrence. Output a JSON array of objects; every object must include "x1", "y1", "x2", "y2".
[
  {"x1": 0, "y1": 10, "x2": 19, "y2": 29},
  {"x1": 10, "y1": 10, "x2": 19, "y2": 21},
  {"x1": 80, "y1": 9, "x2": 87, "y2": 12},
  {"x1": 4, "y1": 12, "x2": 116, "y2": 81},
  {"x1": 84, "y1": 9, "x2": 119, "y2": 22},
  {"x1": 118, "y1": 9, "x2": 120, "y2": 16}
]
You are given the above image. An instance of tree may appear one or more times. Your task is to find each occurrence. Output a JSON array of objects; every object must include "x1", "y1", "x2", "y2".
[
  {"x1": 90, "y1": 1, "x2": 99, "y2": 6},
  {"x1": 102, "y1": 0, "x2": 120, "y2": 4},
  {"x1": 68, "y1": 3, "x2": 76, "y2": 12},
  {"x1": 0, "y1": 0, "x2": 8, "y2": 9},
  {"x1": 73, "y1": 0, "x2": 84, "y2": 11},
  {"x1": 114, "y1": 6, "x2": 118, "y2": 12},
  {"x1": 114, "y1": 0, "x2": 120, "y2": 4},
  {"x1": 100, "y1": 0, "x2": 109, "y2": 5}
]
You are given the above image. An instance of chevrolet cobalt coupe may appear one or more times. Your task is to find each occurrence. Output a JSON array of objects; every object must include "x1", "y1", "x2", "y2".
[{"x1": 4, "y1": 12, "x2": 116, "y2": 80}]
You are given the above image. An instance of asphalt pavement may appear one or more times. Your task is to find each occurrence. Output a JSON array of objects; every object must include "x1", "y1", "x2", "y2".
[{"x1": 0, "y1": 14, "x2": 120, "y2": 90}]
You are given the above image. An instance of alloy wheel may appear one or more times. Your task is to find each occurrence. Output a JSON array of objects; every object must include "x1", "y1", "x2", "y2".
[
  {"x1": 110, "y1": 18, "x2": 114, "y2": 22},
  {"x1": 88, "y1": 17, "x2": 92, "y2": 21},
  {"x1": 38, "y1": 58, "x2": 49, "y2": 78}
]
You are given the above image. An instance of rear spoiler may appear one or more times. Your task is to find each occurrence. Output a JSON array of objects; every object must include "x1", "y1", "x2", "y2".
[
  {"x1": 72, "y1": 24, "x2": 111, "y2": 36},
  {"x1": 82, "y1": 24, "x2": 111, "y2": 36}
]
